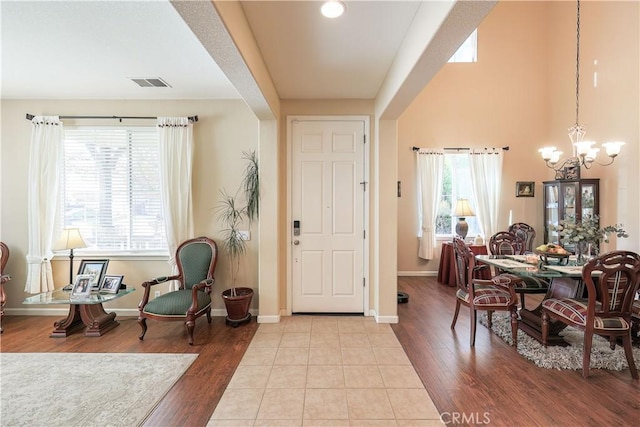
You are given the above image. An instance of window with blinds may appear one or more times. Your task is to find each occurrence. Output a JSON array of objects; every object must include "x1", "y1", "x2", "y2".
[{"x1": 60, "y1": 127, "x2": 167, "y2": 253}]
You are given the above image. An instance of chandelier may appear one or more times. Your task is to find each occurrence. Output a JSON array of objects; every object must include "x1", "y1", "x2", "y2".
[{"x1": 538, "y1": 0, "x2": 624, "y2": 172}]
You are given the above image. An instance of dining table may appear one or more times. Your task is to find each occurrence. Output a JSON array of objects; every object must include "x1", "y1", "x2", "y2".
[{"x1": 475, "y1": 254, "x2": 585, "y2": 346}]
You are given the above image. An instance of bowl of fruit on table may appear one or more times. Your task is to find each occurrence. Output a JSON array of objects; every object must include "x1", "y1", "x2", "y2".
[{"x1": 535, "y1": 244, "x2": 570, "y2": 265}]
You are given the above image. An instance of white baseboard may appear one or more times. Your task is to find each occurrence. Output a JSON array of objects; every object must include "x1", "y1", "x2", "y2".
[
  {"x1": 375, "y1": 314, "x2": 399, "y2": 324},
  {"x1": 257, "y1": 314, "x2": 281, "y2": 323},
  {"x1": 397, "y1": 271, "x2": 437, "y2": 277}
]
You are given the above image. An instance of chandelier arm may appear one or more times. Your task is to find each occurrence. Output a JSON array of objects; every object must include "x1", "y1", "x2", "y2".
[
  {"x1": 586, "y1": 156, "x2": 616, "y2": 167},
  {"x1": 545, "y1": 157, "x2": 579, "y2": 172}
]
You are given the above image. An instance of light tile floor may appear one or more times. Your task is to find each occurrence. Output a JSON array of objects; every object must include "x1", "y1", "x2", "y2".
[{"x1": 208, "y1": 316, "x2": 443, "y2": 426}]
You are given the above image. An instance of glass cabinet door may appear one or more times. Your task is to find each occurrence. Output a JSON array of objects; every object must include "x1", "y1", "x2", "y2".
[
  {"x1": 562, "y1": 183, "x2": 577, "y2": 220},
  {"x1": 545, "y1": 183, "x2": 559, "y2": 243},
  {"x1": 581, "y1": 183, "x2": 596, "y2": 220}
]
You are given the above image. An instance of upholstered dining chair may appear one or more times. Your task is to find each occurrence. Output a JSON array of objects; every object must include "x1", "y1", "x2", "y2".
[
  {"x1": 541, "y1": 251, "x2": 640, "y2": 379},
  {"x1": 1, "y1": 242, "x2": 10, "y2": 333},
  {"x1": 488, "y1": 231, "x2": 549, "y2": 310},
  {"x1": 138, "y1": 236, "x2": 218, "y2": 345},
  {"x1": 508, "y1": 222, "x2": 536, "y2": 252},
  {"x1": 450, "y1": 237, "x2": 520, "y2": 348}
]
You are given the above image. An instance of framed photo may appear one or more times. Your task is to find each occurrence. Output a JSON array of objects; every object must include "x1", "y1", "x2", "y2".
[
  {"x1": 100, "y1": 275, "x2": 123, "y2": 294},
  {"x1": 71, "y1": 274, "x2": 93, "y2": 298},
  {"x1": 77, "y1": 259, "x2": 109, "y2": 291},
  {"x1": 516, "y1": 181, "x2": 535, "y2": 197}
]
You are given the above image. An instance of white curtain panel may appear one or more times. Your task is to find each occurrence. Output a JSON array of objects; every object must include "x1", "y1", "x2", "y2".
[
  {"x1": 157, "y1": 117, "x2": 194, "y2": 290},
  {"x1": 416, "y1": 150, "x2": 444, "y2": 259},
  {"x1": 469, "y1": 149, "x2": 503, "y2": 240},
  {"x1": 25, "y1": 116, "x2": 63, "y2": 293}
]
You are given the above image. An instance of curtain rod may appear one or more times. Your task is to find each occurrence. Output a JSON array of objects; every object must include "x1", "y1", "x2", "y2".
[
  {"x1": 25, "y1": 113, "x2": 198, "y2": 123},
  {"x1": 412, "y1": 146, "x2": 509, "y2": 152}
]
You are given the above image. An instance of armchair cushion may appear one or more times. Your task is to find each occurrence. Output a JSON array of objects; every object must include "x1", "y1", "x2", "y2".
[
  {"x1": 143, "y1": 290, "x2": 211, "y2": 317},
  {"x1": 456, "y1": 287, "x2": 513, "y2": 307},
  {"x1": 542, "y1": 298, "x2": 628, "y2": 330}
]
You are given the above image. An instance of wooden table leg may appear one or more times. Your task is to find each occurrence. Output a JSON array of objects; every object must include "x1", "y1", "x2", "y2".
[
  {"x1": 80, "y1": 303, "x2": 119, "y2": 337},
  {"x1": 518, "y1": 276, "x2": 582, "y2": 346},
  {"x1": 51, "y1": 304, "x2": 86, "y2": 337}
]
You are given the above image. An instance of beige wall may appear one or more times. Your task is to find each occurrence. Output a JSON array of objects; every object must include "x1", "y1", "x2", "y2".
[
  {"x1": 1, "y1": 99, "x2": 259, "y2": 313},
  {"x1": 397, "y1": 1, "x2": 639, "y2": 274}
]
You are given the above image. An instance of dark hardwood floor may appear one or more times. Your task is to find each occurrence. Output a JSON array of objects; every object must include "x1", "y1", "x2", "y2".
[{"x1": 1, "y1": 277, "x2": 638, "y2": 426}]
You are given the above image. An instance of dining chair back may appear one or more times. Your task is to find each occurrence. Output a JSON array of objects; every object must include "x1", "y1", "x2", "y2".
[
  {"x1": 489, "y1": 231, "x2": 525, "y2": 256},
  {"x1": 508, "y1": 222, "x2": 536, "y2": 252},
  {"x1": 489, "y1": 231, "x2": 548, "y2": 309},
  {"x1": 541, "y1": 250, "x2": 640, "y2": 379}
]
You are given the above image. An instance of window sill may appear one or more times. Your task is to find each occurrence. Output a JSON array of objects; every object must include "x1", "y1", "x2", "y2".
[{"x1": 53, "y1": 251, "x2": 169, "y2": 261}]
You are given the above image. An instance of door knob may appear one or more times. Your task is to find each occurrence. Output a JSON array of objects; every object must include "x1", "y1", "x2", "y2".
[{"x1": 293, "y1": 240, "x2": 300, "y2": 245}]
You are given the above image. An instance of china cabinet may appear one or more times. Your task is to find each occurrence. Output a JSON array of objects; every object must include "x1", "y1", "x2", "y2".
[{"x1": 542, "y1": 179, "x2": 599, "y2": 244}]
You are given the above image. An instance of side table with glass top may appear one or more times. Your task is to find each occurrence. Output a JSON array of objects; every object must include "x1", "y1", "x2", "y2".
[{"x1": 23, "y1": 288, "x2": 135, "y2": 337}]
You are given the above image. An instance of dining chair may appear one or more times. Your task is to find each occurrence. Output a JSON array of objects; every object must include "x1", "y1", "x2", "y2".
[
  {"x1": 138, "y1": 236, "x2": 218, "y2": 345},
  {"x1": 541, "y1": 250, "x2": 640, "y2": 379},
  {"x1": 508, "y1": 222, "x2": 536, "y2": 252},
  {"x1": 1, "y1": 242, "x2": 10, "y2": 333},
  {"x1": 450, "y1": 237, "x2": 520, "y2": 348},
  {"x1": 488, "y1": 231, "x2": 549, "y2": 309}
]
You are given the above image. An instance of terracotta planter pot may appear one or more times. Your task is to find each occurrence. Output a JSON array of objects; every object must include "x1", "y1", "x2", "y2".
[{"x1": 221, "y1": 287, "x2": 253, "y2": 327}]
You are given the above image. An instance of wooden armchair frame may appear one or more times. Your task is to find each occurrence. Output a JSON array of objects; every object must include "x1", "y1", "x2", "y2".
[
  {"x1": 138, "y1": 236, "x2": 218, "y2": 345},
  {"x1": 542, "y1": 251, "x2": 640, "y2": 379},
  {"x1": 1, "y1": 242, "x2": 9, "y2": 333},
  {"x1": 450, "y1": 237, "x2": 519, "y2": 348}
]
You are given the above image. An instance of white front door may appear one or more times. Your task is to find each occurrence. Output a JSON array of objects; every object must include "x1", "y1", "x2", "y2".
[{"x1": 291, "y1": 119, "x2": 366, "y2": 313}]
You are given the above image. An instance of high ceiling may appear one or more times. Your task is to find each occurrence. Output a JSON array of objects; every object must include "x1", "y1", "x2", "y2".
[{"x1": 1, "y1": 1, "x2": 486, "y2": 103}]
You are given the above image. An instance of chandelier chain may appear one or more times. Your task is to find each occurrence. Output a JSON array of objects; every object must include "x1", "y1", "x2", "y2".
[{"x1": 575, "y1": 0, "x2": 580, "y2": 126}]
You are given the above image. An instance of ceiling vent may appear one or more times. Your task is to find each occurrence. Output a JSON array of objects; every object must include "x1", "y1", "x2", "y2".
[{"x1": 130, "y1": 77, "x2": 171, "y2": 88}]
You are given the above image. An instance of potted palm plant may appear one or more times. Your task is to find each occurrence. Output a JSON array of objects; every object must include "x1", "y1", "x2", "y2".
[{"x1": 217, "y1": 151, "x2": 259, "y2": 327}]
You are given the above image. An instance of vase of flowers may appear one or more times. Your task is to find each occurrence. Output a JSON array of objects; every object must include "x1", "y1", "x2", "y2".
[{"x1": 551, "y1": 215, "x2": 628, "y2": 264}]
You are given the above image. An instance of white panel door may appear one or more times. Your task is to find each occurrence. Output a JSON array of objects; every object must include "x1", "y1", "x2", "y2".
[{"x1": 292, "y1": 119, "x2": 365, "y2": 313}]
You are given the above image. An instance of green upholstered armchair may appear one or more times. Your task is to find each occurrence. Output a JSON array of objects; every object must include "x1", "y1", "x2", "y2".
[{"x1": 138, "y1": 236, "x2": 218, "y2": 345}]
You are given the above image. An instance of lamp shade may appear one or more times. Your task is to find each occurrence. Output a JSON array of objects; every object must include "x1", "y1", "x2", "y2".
[
  {"x1": 53, "y1": 228, "x2": 87, "y2": 251},
  {"x1": 454, "y1": 199, "x2": 475, "y2": 217}
]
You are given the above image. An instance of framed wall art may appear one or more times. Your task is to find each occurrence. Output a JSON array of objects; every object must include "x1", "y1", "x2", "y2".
[
  {"x1": 77, "y1": 259, "x2": 109, "y2": 291},
  {"x1": 516, "y1": 181, "x2": 535, "y2": 197}
]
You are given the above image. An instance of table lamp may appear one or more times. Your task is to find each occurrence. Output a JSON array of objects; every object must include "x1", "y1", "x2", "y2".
[
  {"x1": 454, "y1": 198, "x2": 475, "y2": 240},
  {"x1": 53, "y1": 228, "x2": 87, "y2": 286}
]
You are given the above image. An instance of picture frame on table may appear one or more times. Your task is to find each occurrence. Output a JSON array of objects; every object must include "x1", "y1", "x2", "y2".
[
  {"x1": 99, "y1": 275, "x2": 123, "y2": 294},
  {"x1": 516, "y1": 181, "x2": 535, "y2": 197},
  {"x1": 71, "y1": 274, "x2": 93, "y2": 298},
  {"x1": 77, "y1": 259, "x2": 109, "y2": 291}
]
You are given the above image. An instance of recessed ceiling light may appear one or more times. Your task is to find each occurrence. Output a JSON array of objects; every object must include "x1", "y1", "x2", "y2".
[{"x1": 321, "y1": 1, "x2": 345, "y2": 19}]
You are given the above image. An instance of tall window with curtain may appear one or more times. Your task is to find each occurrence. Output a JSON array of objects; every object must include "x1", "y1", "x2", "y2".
[{"x1": 416, "y1": 147, "x2": 503, "y2": 258}]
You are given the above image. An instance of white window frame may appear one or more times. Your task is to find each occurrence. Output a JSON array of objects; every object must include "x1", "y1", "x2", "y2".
[
  {"x1": 56, "y1": 126, "x2": 169, "y2": 258},
  {"x1": 448, "y1": 29, "x2": 478, "y2": 63}
]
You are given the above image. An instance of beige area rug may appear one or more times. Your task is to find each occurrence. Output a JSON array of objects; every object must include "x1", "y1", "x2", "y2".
[
  {"x1": 0, "y1": 352, "x2": 197, "y2": 427},
  {"x1": 480, "y1": 314, "x2": 640, "y2": 371}
]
